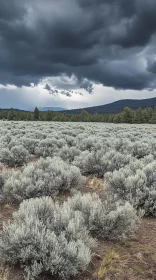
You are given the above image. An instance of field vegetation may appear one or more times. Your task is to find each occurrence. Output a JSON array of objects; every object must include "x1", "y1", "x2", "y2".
[{"x1": 0, "y1": 121, "x2": 156, "y2": 279}]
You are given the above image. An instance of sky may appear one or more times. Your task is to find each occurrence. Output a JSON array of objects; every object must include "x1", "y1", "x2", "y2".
[{"x1": 0, "y1": 0, "x2": 156, "y2": 109}]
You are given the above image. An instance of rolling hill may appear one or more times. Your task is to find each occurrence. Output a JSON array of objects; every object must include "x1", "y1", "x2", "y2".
[{"x1": 63, "y1": 97, "x2": 156, "y2": 114}]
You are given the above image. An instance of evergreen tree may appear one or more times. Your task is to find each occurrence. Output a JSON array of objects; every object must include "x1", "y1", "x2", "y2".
[
  {"x1": 33, "y1": 107, "x2": 40, "y2": 120},
  {"x1": 123, "y1": 107, "x2": 134, "y2": 123},
  {"x1": 7, "y1": 108, "x2": 16, "y2": 120}
]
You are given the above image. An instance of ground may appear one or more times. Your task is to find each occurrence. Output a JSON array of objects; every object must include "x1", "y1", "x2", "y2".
[{"x1": 0, "y1": 177, "x2": 156, "y2": 280}]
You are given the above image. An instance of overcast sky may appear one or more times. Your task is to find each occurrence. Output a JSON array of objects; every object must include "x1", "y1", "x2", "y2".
[{"x1": 0, "y1": 0, "x2": 156, "y2": 109}]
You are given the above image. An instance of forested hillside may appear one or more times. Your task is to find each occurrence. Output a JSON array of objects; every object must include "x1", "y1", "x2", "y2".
[{"x1": 63, "y1": 97, "x2": 156, "y2": 114}]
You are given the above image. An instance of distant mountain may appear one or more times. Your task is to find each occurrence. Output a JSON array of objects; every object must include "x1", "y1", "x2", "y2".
[
  {"x1": 0, "y1": 107, "x2": 67, "y2": 112},
  {"x1": 38, "y1": 107, "x2": 67, "y2": 112},
  {"x1": 0, "y1": 108, "x2": 28, "y2": 112},
  {"x1": 63, "y1": 97, "x2": 156, "y2": 114},
  {"x1": 28, "y1": 107, "x2": 67, "y2": 112}
]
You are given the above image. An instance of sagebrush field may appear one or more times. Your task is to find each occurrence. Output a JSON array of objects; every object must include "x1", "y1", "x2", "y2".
[{"x1": 0, "y1": 121, "x2": 156, "y2": 280}]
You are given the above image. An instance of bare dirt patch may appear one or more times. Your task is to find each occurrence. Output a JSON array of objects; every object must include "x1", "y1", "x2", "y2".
[
  {"x1": 0, "y1": 204, "x2": 17, "y2": 232},
  {"x1": 84, "y1": 176, "x2": 105, "y2": 195},
  {"x1": 81, "y1": 217, "x2": 156, "y2": 280}
]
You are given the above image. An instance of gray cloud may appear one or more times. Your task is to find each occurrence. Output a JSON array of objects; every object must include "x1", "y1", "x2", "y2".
[
  {"x1": 148, "y1": 60, "x2": 156, "y2": 74},
  {"x1": 44, "y1": 83, "x2": 84, "y2": 97},
  {"x1": 44, "y1": 84, "x2": 59, "y2": 95},
  {"x1": 0, "y1": 0, "x2": 156, "y2": 91},
  {"x1": 80, "y1": 79, "x2": 93, "y2": 94}
]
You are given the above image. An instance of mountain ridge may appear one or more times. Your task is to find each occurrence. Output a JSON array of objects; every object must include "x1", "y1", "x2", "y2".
[
  {"x1": 31, "y1": 107, "x2": 67, "y2": 111},
  {"x1": 62, "y1": 97, "x2": 156, "y2": 114}
]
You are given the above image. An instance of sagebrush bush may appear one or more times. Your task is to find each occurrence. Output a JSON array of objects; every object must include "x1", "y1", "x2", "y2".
[
  {"x1": 132, "y1": 141, "x2": 151, "y2": 159},
  {"x1": 10, "y1": 145, "x2": 30, "y2": 166},
  {"x1": 0, "y1": 193, "x2": 140, "y2": 279},
  {"x1": 59, "y1": 146, "x2": 80, "y2": 162},
  {"x1": 98, "y1": 202, "x2": 140, "y2": 239},
  {"x1": 22, "y1": 138, "x2": 39, "y2": 154},
  {"x1": 76, "y1": 136, "x2": 103, "y2": 152},
  {"x1": 0, "y1": 148, "x2": 14, "y2": 166},
  {"x1": 8, "y1": 139, "x2": 18, "y2": 149},
  {"x1": 66, "y1": 192, "x2": 140, "y2": 240},
  {"x1": 0, "y1": 196, "x2": 93, "y2": 279},
  {"x1": 34, "y1": 138, "x2": 58, "y2": 157},
  {"x1": 0, "y1": 145, "x2": 29, "y2": 167},
  {"x1": 105, "y1": 160, "x2": 156, "y2": 216},
  {"x1": 73, "y1": 150, "x2": 130, "y2": 177},
  {"x1": 3, "y1": 157, "x2": 84, "y2": 201},
  {"x1": 73, "y1": 150, "x2": 105, "y2": 177}
]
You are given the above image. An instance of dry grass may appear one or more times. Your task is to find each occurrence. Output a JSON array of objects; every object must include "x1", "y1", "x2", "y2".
[{"x1": 0, "y1": 267, "x2": 9, "y2": 280}]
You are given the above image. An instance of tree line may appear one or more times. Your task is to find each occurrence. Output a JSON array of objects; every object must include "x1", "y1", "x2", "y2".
[{"x1": 0, "y1": 106, "x2": 156, "y2": 123}]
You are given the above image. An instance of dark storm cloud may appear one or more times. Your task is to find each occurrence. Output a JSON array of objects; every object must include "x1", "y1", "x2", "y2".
[
  {"x1": 80, "y1": 80, "x2": 93, "y2": 94},
  {"x1": 0, "y1": 0, "x2": 156, "y2": 91},
  {"x1": 148, "y1": 60, "x2": 156, "y2": 74}
]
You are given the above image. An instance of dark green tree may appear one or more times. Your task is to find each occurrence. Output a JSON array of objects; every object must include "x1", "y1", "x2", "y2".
[
  {"x1": 123, "y1": 107, "x2": 134, "y2": 123},
  {"x1": 33, "y1": 107, "x2": 40, "y2": 120},
  {"x1": 7, "y1": 108, "x2": 16, "y2": 120}
]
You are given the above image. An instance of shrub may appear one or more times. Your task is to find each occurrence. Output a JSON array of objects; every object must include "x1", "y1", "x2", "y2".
[
  {"x1": 0, "y1": 196, "x2": 94, "y2": 279},
  {"x1": 101, "y1": 150, "x2": 130, "y2": 174},
  {"x1": 73, "y1": 150, "x2": 130, "y2": 177},
  {"x1": 3, "y1": 157, "x2": 84, "y2": 202},
  {"x1": 105, "y1": 160, "x2": 156, "y2": 216},
  {"x1": 0, "y1": 146, "x2": 29, "y2": 167},
  {"x1": 8, "y1": 139, "x2": 18, "y2": 149},
  {"x1": 0, "y1": 193, "x2": 140, "y2": 278},
  {"x1": 132, "y1": 142, "x2": 151, "y2": 159},
  {"x1": 73, "y1": 150, "x2": 105, "y2": 177},
  {"x1": 59, "y1": 146, "x2": 80, "y2": 163},
  {"x1": 98, "y1": 202, "x2": 140, "y2": 240},
  {"x1": 34, "y1": 138, "x2": 58, "y2": 157},
  {"x1": 0, "y1": 148, "x2": 14, "y2": 167},
  {"x1": 66, "y1": 192, "x2": 140, "y2": 240},
  {"x1": 22, "y1": 138, "x2": 39, "y2": 154},
  {"x1": 10, "y1": 145, "x2": 29, "y2": 166},
  {"x1": 76, "y1": 136, "x2": 102, "y2": 152}
]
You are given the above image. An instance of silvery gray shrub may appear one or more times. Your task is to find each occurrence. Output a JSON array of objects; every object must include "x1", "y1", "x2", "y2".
[
  {"x1": 34, "y1": 138, "x2": 59, "y2": 157},
  {"x1": 0, "y1": 196, "x2": 93, "y2": 279},
  {"x1": 3, "y1": 157, "x2": 84, "y2": 201},
  {"x1": 105, "y1": 160, "x2": 156, "y2": 216},
  {"x1": 73, "y1": 149, "x2": 130, "y2": 177},
  {"x1": 59, "y1": 146, "x2": 80, "y2": 163},
  {"x1": 0, "y1": 193, "x2": 139, "y2": 279},
  {"x1": 66, "y1": 192, "x2": 140, "y2": 240},
  {"x1": 0, "y1": 145, "x2": 29, "y2": 167},
  {"x1": 22, "y1": 138, "x2": 39, "y2": 154}
]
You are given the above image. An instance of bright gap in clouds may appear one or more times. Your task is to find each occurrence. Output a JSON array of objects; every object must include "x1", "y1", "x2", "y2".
[{"x1": 1, "y1": 80, "x2": 156, "y2": 110}]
